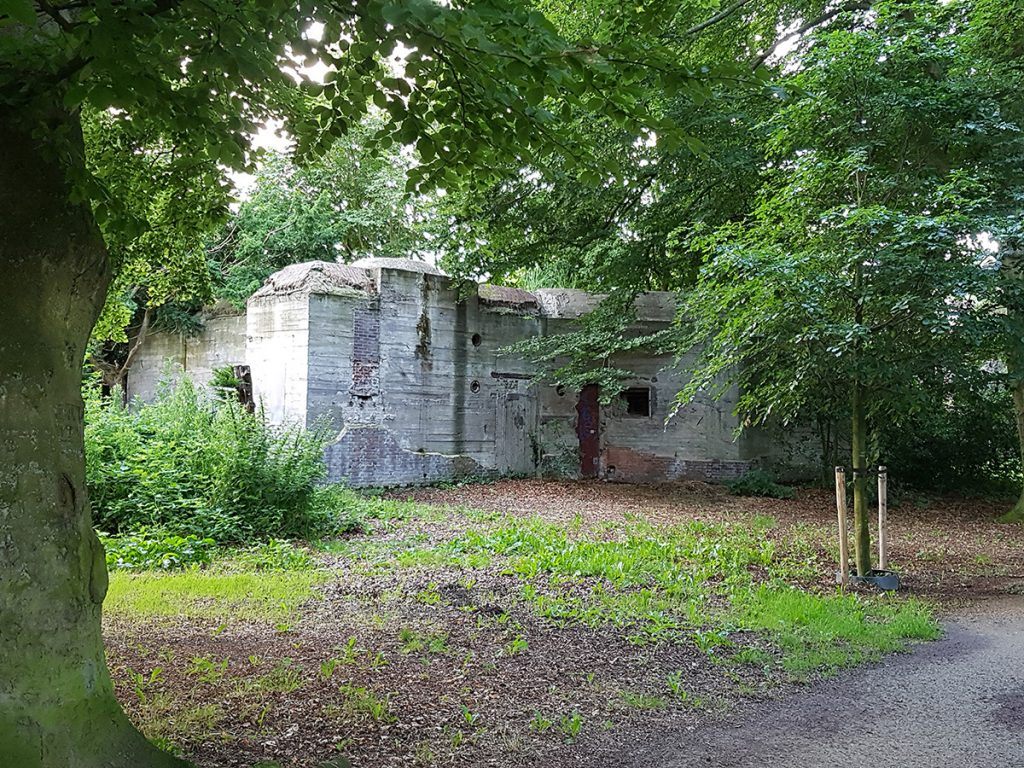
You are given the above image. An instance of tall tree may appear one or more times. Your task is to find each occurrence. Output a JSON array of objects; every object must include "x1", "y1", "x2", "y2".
[
  {"x1": 209, "y1": 115, "x2": 433, "y2": 307},
  {"x1": 0, "y1": 2, "x2": 695, "y2": 765},
  {"x1": 969, "y1": 0, "x2": 1024, "y2": 522},
  {"x1": 84, "y1": 107, "x2": 229, "y2": 392},
  {"x1": 678, "y1": 0, "x2": 1022, "y2": 574}
]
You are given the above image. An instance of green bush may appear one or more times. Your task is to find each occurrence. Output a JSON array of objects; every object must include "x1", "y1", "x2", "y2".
[
  {"x1": 878, "y1": 383, "x2": 1021, "y2": 494},
  {"x1": 99, "y1": 529, "x2": 217, "y2": 571},
  {"x1": 727, "y1": 470, "x2": 796, "y2": 499},
  {"x1": 85, "y1": 379, "x2": 337, "y2": 542}
]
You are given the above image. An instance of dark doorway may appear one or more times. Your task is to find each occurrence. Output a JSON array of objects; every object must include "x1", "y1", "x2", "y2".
[{"x1": 576, "y1": 384, "x2": 600, "y2": 477}]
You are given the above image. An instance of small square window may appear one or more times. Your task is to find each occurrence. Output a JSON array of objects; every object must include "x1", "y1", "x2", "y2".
[{"x1": 621, "y1": 387, "x2": 652, "y2": 417}]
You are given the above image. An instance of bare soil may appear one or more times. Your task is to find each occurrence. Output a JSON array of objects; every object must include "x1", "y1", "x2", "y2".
[{"x1": 103, "y1": 480, "x2": 1024, "y2": 768}]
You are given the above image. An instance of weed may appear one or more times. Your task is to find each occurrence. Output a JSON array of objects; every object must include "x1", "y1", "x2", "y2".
[
  {"x1": 127, "y1": 667, "x2": 164, "y2": 704},
  {"x1": 186, "y1": 657, "x2": 228, "y2": 684},
  {"x1": 254, "y1": 659, "x2": 303, "y2": 693},
  {"x1": 337, "y1": 685, "x2": 395, "y2": 723},
  {"x1": 506, "y1": 635, "x2": 529, "y2": 656},
  {"x1": 415, "y1": 582, "x2": 442, "y2": 605},
  {"x1": 559, "y1": 711, "x2": 584, "y2": 742},
  {"x1": 529, "y1": 711, "x2": 553, "y2": 733},
  {"x1": 399, "y1": 627, "x2": 449, "y2": 655},
  {"x1": 460, "y1": 704, "x2": 481, "y2": 727}
]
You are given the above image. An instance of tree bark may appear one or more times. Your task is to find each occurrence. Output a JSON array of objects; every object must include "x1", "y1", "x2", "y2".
[
  {"x1": 851, "y1": 383, "x2": 872, "y2": 576},
  {"x1": 999, "y1": 378, "x2": 1024, "y2": 523},
  {"x1": 0, "y1": 108, "x2": 186, "y2": 766}
]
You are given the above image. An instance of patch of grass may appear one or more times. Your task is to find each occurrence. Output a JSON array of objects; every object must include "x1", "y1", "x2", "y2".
[
  {"x1": 138, "y1": 697, "x2": 226, "y2": 746},
  {"x1": 399, "y1": 627, "x2": 449, "y2": 655},
  {"x1": 105, "y1": 570, "x2": 322, "y2": 622},
  {"x1": 736, "y1": 586, "x2": 940, "y2": 678},
  {"x1": 320, "y1": 637, "x2": 363, "y2": 678},
  {"x1": 252, "y1": 658, "x2": 304, "y2": 693},
  {"x1": 221, "y1": 539, "x2": 314, "y2": 572},
  {"x1": 186, "y1": 656, "x2": 229, "y2": 683},
  {"x1": 335, "y1": 685, "x2": 395, "y2": 723},
  {"x1": 730, "y1": 647, "x2": 773, "y2": 667}
]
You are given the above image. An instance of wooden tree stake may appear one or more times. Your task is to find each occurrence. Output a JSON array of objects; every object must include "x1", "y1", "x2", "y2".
[
  {"x1": 878, "y1": 465, "x2": 888, "y2": 571},
  {"x1": 835, "y1": 466, "x2": 849, "y2": 587}
]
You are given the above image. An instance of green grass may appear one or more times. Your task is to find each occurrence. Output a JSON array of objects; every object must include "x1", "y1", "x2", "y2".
[
  {"x1": 106, "y1": 494, "x2": 941, "y2": 687},
  {"x1": 105, "y1": 570, "x2": 322, "y2": 622},
  {"x1": 736, "y1": 585, "x2": 940, "y2": 677},
  {"x1": 438, "y1": 514, "x2": 941, "y2": 672}
]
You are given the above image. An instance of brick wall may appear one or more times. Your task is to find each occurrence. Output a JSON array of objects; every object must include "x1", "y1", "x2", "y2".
[{"x1": 325, "y1": 425, "x2": 484, "y2": 487}]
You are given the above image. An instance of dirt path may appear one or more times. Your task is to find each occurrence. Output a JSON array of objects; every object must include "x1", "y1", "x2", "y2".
[{"x1": 610, "y1": 597, "x2": 1024, "y2": 768}]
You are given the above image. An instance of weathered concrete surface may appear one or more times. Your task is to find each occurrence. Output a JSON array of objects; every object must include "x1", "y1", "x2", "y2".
[
  {"x1": 125, "y1": 309, "x2": 246, "y2": 403},
  {"x1": 614, "y1": 598, "x2": 1024, "y2": 768}
]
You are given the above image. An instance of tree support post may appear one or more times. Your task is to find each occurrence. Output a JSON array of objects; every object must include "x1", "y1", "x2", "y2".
[
  {"x1": 835, "y1": 466, "x2": 849, "y2": 587},
  {"x1": 877, "y1": 465, "x2": 888, "y2": 571}
]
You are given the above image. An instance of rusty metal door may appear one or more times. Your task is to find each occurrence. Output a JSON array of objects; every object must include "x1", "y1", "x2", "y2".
[{"x1": 576, "y1": 384, "x2": 600, "y2": 477}]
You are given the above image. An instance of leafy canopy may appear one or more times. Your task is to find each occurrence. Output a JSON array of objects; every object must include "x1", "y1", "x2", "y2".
[{"x1": 678, "y1": 0, "x2": 1021, "y2": 446}]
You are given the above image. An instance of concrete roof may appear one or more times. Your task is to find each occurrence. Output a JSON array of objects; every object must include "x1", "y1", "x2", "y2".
[
  {"x1": 350, "y1": 257, "x2": 447, "y2": 276},
  {"x1": 252, "y1": 260, "x2": 677, "y2": 322},
  {"x1": 250, "y1": 261, "x2": 372, "y2": 299},
  {"x1": 478, "y1": 284, "x2": 539, "y2": 308}
]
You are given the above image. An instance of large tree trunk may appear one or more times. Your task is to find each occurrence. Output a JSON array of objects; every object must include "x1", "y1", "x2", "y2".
[
  {"x1": 0, "y1": 109, "x2": 185, "y2": 766},
  {"x1": 851, "y1": 383, "x2": 872, "y2": 576},
  {"x1": 999, "y1": 378, "x2": 1024, "y2": 523}
]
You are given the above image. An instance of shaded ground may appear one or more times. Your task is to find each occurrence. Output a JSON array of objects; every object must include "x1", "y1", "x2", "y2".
[
  {"x1": 103, "y1": 479, "x2": 1024, "y2": 767},
  {"x1": 398, "y1": 480, "x2": 1024, "y2": 604},
  {"x1": 606, "y1": 597, "x2": 1024, "y2": 768}
]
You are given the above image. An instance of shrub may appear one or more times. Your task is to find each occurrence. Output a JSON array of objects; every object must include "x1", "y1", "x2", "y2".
[
  {"x1": 878, "y1": 383, "x2": 1021, "y2": 495},
  {"x1": 100, "y1": 529, "x2": 217, "y2": 571},
  {"x1": 727, "y1": 470, "x2": 795, "y2": 499},
  {"x1": 85, "y1": 379, "x2": 337, "y2": 542}
]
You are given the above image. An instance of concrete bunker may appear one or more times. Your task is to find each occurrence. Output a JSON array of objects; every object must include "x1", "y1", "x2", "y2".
[{"x1": 126, "y1": 257, "x2": 795, "y2": 487}]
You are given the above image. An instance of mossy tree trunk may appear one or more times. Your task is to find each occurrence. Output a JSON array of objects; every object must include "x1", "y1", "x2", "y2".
[
  {"x1": 999, "y1": 379, "x2": 1024, "y2": 523},
  {"x1": 850, "y1": 382, "x2": 872, "y2": 576},
  {"x1": 0, "y1": 107, "x2": 186, "y2": 767}
]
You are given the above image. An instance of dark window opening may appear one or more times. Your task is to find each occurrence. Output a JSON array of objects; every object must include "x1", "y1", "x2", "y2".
[
  {"x1": 620, "y1": 387, "x2": 652, "y2": 417},
  {"x1": 471, "y1": 332, "x2": 482, "y2": 347}
]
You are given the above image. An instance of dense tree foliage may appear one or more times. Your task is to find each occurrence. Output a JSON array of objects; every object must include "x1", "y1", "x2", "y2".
[
  {"x1": 208, "y1": 116, "x2": 434, "y2": 306},
  {"x1": 678, "y1": 0, "x2": 1024, "y2": 572},
  {"x1": 0, "y1": 1, "x2": 700, "y2": 765}
]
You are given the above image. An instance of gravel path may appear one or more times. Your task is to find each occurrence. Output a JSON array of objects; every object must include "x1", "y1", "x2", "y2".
[{"x1": 617, "y1": 597, "x2": 1024, "y2": 768}]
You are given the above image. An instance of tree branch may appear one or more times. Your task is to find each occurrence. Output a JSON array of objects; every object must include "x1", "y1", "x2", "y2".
[
  {"x1": 750, "y1": 1, "x2": 872, "y2": 71},
  {"x1": 683, "y1": 0, "x2": 756, "y2": 37}
]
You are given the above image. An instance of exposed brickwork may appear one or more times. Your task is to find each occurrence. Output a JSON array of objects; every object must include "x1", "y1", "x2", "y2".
[
  {"x1": 602, "y1": 446, "x2": 753, "y2": 484},
  {"x1": 325, "y1": 425, "x2": 484, "y2": 487},
  {"x1": 350, "y1": 305, "x2": 380, "y2": 397}
]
